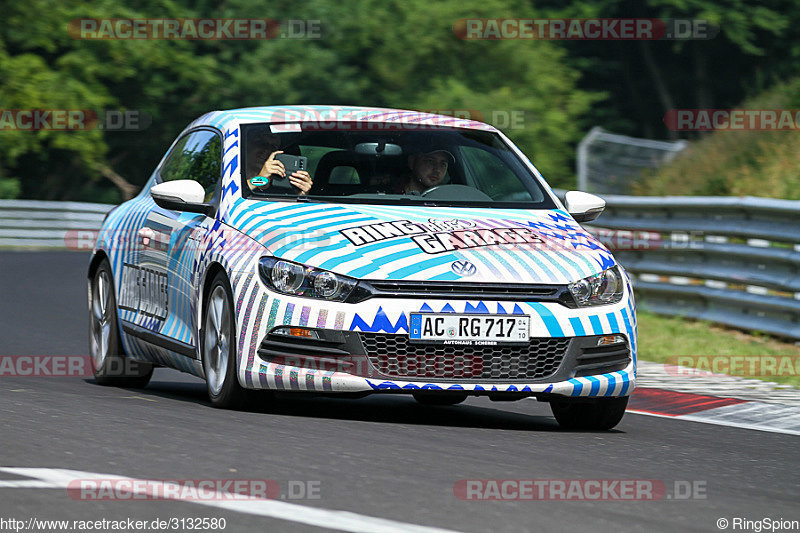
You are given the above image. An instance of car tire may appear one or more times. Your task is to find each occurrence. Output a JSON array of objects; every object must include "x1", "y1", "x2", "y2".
[
  {"x1": 550, "y1": 396, "x2": 628, "y2": 430},
  {"x1": 89, "y1": 259, "x2": 154, "y2": 388},
  {"x1": 412, "y1": 392, "x2": 468, "y2": 406},
  {"x1": 202, "y1": 271, "x2": 246, "y2": 408}
]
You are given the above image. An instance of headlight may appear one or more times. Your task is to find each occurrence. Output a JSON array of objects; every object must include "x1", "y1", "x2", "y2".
[
  {"x1": 568, "y1": 266, "x2": 624, "y2": 307},
  {"x1": 258, "y1": 257, "x2": 358, "y2": 302},
  {"x1": 271, "y1": 261, "x2": 305, "y2": 293}
]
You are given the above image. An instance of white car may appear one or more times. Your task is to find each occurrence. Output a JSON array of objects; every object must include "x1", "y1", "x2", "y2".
[{"x1": 89, "y1": 106, "x2": 636, "y2": 430}]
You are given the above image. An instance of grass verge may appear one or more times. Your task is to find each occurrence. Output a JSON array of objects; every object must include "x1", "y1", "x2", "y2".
[
  {"x1": 636, "y1": 310, "x2": 800, "y2": 388},
  {"x1": 632, "y1": 77, "x2": 800, "y2": 199}
]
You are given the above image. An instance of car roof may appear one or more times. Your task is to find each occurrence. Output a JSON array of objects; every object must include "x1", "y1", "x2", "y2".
[{"x1": 185, "y1": 105, "x2": 498, "y2": 134}]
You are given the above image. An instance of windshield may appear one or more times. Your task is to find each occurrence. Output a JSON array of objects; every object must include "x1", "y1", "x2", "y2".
[{"x1": 240, "y1": 122, "x2": 557, "y2": 209}]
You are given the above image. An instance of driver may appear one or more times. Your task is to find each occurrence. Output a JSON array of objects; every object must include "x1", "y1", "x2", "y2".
[{"x1": 397, "y1": 147, "x2": 455, "y2": 195}]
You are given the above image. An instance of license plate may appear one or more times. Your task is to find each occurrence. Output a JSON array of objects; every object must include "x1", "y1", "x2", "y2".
[{"x1": 409, "y1": 313, "x2": 530, "y2": 344}]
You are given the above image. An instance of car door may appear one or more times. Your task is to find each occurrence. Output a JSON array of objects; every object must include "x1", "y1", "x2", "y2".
[{"x1": 122, "y1": 128, "x2": 222, "y2": 359}]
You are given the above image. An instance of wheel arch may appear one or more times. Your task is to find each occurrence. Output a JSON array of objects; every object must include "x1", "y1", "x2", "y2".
[
  {"x1": 87, "y1": 250, "x2": 129, "y2": 358},
  {"x1": 88, "y1": 250, "x2": 110, "y2": 281},
  {"x1": 199, "y1": 262, "x2": 230, "y2": 327},
  {"x1": 87, "y1": 250, "x2": 112, "y2": 317},
  {"x1": 197, "y1": 261, "x2": 244, "y2": 390},
  {"x1": 197, "y1": 262, "x2": 232, "y2": 372}
]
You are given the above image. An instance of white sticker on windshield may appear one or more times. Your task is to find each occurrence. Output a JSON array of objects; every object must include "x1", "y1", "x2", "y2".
[{"x1": 270, "y1": 123, "x2": 302, "y2": 133}]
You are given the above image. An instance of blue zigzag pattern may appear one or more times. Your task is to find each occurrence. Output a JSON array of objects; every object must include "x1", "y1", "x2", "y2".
[
  {"x1": 419, "y1": 302, "x2": 525, "y2": 314},
  {"x1": 365, "y1": 380, "x2": 535, "y2": 392},
  {"x1": 594, "y1": 251, "x2": 616, "y2": 270},
  {"x1": 350, "y1": 306, "x2": 408, "y2": 333}
]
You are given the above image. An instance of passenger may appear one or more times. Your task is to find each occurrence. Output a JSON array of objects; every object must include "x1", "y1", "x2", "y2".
[{"x1": 246, "y1": 132, "x2": 313, "y2": 194}]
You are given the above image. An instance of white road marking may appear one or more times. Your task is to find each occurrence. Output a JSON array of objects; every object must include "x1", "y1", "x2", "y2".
[
  {"x1": 626, "y1": 409, "x2": 800, "y2": 436},
  {"x1": 0, "y1": 480, "x2": 63, "y2": 488},
  {"x1": 0, "y1": 467, "x2": 460, "y2": 533}
]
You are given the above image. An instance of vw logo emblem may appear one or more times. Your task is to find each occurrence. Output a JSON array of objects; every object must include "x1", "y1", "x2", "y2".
[{"x1": 451, "y1": 260, "x2": 477, "y2": 277}]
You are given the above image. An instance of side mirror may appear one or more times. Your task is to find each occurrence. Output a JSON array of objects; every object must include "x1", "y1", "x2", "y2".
[
  {"x1": 565, "y1": 190, "x2": 605, "y2": 223},
  {"x1": 150, "y1": 180, "x2": 214, "y2": 216}
]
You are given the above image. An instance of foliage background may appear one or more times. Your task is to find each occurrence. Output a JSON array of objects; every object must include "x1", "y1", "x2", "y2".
[{"x1": 1, "y1": 0, "x2": 798, "y2": 202}]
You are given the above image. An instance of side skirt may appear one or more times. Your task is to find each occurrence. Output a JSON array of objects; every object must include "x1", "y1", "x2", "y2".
[{"x1": 121, "y1": 321, "x2": 198, "y2": 360}]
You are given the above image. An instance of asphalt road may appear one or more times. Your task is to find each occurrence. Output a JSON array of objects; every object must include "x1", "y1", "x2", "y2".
[{"x1": 1, "y1": 251, "x2": 798, "y2": 533}]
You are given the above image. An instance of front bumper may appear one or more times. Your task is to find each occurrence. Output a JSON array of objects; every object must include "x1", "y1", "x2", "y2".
[
  {"x1": 252, "y1": 360, "x2": 635, "y2": 398},
  {"x1": 233, "y1": 283, "x2": 638, "y2": 399},
  {"x1": 250, "y1": 329, "x2": 635, "y2": 398}
]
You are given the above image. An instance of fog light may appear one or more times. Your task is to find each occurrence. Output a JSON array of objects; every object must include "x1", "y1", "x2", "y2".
[
  {"x1": 597, "y1": 334, "x2": 625, "y2": 346},
  {"x1": 272, "y1": 327, "x2": 319, "y2": 339}
]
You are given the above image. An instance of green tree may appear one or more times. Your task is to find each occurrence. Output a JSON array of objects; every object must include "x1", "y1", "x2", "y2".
[
  {"x1": 10, "y1": 0, "x2": 794, "y2": 200},
  {"x1": 544, "y1": 0, "x2": 797, "y2": 139},
  {"x1": 0, "y1": 0, "x2": 221, "y2": 201},
  {"x1": 213, "y1": 0, "x2": 598, "y2": 186}
]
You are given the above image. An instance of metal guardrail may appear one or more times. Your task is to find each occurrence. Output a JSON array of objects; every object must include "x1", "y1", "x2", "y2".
[
  {"x1": 0, "y1": 200, "x2": 113, "y2": 248},
  {"x1": 1, "y1": 195, "x2": 799, "y2": 340},
  {"x1": 580, "y1": 194, "x2": 800, "y2": 341},
  {"x1": 577, "y1": 127, "x2": 688, "y2": 194}
]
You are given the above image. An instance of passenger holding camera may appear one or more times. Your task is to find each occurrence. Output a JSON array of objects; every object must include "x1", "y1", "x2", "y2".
[{"x1": 248, "y1": 149, "x2": 313, "y2": 195}]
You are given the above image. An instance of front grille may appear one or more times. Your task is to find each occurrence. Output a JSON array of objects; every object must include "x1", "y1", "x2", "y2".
[
  {"x1": 367, "y1": 280, "x2": 560, "y2": 297},
  {"x1": 361, "y1": 333, "x2": 570, "y2": 381},
  {"x1": 355, "y1": 280, "x2": 576, "y2": 306}
]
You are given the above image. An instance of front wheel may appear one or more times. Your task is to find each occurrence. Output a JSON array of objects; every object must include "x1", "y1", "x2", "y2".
[
  {"x1": 89, "y1": 259, "x2": 153, "y2": 388},
  {"x1": 202, "y1": 272, "x2": 245, "y2": 408},
  {"x1": 550, "y1": 396, "x2": 628, "y2": 430}
]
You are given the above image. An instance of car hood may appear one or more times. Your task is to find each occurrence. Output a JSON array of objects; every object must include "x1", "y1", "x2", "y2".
[{"x1": 231, "y1": 201, "x2": 616, "y2": 284}]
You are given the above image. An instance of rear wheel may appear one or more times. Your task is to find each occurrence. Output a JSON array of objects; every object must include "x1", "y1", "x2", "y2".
[
  {"x1": 412, "y1": 392, "x2": 468, "y2": 406},
  {"x1": 89, "y1": 259, "x2": 153, "y2": 388},
  {"x1": 202, "y1": 272, "x2": 245, "y2": 408},
  {"x1": 550, "y1": 396, "x2": 628, "y2": 430}
]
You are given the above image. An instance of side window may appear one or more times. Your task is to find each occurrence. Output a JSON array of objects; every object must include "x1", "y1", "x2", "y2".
[{"x1": 159, "y1": 130, "x2": 222, "y2": 202}]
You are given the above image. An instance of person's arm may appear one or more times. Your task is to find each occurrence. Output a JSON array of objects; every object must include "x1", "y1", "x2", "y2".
[
  {"x1": 248, "y1": 150, "x2": 313, "y2": 195},
  {"x1": 248, "y1": 150, "x2": 285, "y2": 190},
  {"x1": 288, "y1": 170, "x2": 313, "y2": 194}
]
